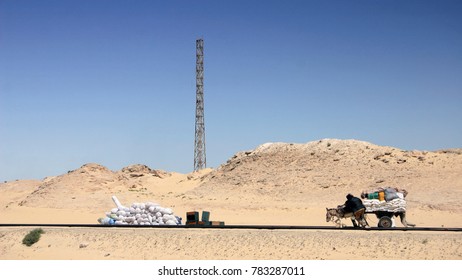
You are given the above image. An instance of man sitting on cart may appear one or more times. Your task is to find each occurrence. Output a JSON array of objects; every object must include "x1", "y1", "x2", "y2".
[{"x1": 343, "y1": 194, "x2": 369, "y2": 228}]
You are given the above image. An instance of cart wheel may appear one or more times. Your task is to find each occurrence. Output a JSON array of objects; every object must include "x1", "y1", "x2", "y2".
[{"x1": 378, "y1": 216, "x2": 393, "y2": 228}]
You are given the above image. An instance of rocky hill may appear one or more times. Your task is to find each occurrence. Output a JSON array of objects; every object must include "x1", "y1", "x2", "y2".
[
  {"x1": 2, "y1": 139, "x2": 461, "y2": 216},
  {"x1": 16, "y1": 163, "x2": 173, "y2": 209},
  {"x1": 191, "y1": 139, "x2": 462, "y2": 212}
]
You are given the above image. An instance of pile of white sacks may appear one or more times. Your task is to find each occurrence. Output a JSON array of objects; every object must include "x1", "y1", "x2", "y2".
[
  {"x1": 98, "y1": 196, "x2": 181, "y2": 226},
  {"x1": 363, "y1": 198, "x2": 407, "y2": 213}
]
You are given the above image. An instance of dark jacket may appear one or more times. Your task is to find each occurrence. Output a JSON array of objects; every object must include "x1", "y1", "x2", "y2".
[{"x1": 344, "y1": 196, "x2": 365, "y2": 213}]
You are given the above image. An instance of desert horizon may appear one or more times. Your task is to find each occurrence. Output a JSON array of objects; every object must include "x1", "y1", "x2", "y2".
[{"x1": 1, "y1": 138, "x2": 461, "y2": 260}]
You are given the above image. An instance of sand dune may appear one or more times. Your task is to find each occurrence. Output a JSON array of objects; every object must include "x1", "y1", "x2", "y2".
[{"x1": 1, "y1": 139, "x2": 461, "y2": 259}]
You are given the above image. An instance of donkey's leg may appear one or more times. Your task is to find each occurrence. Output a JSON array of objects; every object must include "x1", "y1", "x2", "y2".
[{"x1": 334, "y1": 217, "x2": 342, "y2": 228}]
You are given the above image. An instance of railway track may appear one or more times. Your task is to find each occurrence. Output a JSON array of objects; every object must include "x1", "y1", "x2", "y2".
[{"x1": 0, "y1": 224, "x2": 461, "y2": 232}]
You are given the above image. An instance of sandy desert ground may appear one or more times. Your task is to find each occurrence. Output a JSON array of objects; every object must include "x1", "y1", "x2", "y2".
[{"x1": 1, "y1": 139, "x2": 461, "y2": 260}]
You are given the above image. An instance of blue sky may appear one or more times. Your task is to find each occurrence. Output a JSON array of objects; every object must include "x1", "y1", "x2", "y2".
[{"x1": 1, "y1": 0, "x2": 461, "y2": 181}]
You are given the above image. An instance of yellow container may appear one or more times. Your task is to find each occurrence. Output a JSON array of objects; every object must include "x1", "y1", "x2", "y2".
[{"x1": 378, "y1": 191, "x2": 385, "y2": 201}]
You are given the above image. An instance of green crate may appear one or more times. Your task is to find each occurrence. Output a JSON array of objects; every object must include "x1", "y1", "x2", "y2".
[{"x1": 201, "y1": 211, "x2": 210, "y2": 222}]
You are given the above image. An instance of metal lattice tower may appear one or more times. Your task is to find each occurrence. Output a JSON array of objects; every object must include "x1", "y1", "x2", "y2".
[{"x1": 194, "y1": 38, "x2": 206, "y2": 171}]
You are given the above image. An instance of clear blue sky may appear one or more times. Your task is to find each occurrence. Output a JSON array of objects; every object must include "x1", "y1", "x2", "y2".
[{"x1": 1, "y1": 0, "x2": 461, "y2": 181}]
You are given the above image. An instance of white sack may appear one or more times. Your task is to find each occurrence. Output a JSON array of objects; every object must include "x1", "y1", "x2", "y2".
[{"x1": 161, "y1": 208, "x2": 173, "y2": 215}]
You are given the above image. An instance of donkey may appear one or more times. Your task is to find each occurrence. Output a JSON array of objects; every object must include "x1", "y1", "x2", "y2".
[{"x1": 326, "y1": 206, "x2": 367, "y2": 228}]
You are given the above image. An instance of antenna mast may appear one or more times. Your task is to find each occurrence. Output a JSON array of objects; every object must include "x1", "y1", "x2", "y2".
[{"x1": 194, "y1": 38, "x2": 206, "y2": 171}]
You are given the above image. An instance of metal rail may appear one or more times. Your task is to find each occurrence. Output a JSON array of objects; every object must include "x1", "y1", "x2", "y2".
[{"x1": 0, "y1": 224, "x2": 461, "y2": 232}]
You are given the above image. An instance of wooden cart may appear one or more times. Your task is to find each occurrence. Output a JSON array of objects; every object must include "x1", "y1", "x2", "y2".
[{"x1": 364, "y1": 202, "x2": 415, "y2": 228}]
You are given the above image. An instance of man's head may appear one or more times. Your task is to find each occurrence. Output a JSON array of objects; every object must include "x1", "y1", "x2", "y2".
[{"x1": 346, "y1": 194, "x2": 354, "y2": 200}]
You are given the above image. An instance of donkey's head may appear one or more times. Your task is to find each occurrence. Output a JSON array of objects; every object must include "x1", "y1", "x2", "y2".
[{"x1": 326, "y1": 207, "x2": 336, "y2": 222}]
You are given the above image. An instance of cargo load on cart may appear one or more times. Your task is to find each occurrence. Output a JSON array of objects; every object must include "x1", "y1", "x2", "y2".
[{"x1": 361, "y1": 187, "x2": 415, "y2": 228}]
